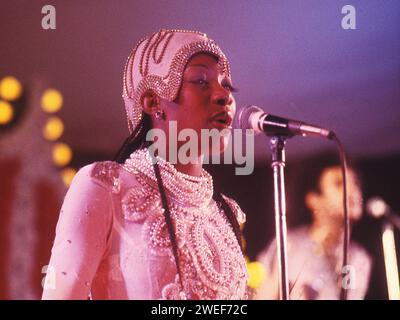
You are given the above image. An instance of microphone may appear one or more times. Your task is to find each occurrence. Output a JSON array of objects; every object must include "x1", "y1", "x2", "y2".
[
  {"x1": 366, "y1": 197, "x2": 400, "y2": 230},
  {"x1": 237, "y1": 105, "x2": 334, "y2": 139}
]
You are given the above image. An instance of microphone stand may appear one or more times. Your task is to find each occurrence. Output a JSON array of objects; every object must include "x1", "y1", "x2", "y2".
[{"x1": 269, "y1": 136, "x2": 290, "y2": 300}]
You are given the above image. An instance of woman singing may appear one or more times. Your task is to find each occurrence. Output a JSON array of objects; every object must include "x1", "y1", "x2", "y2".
[{"x1": 42, "y1": 29, "x2": 248, "y2": 300}]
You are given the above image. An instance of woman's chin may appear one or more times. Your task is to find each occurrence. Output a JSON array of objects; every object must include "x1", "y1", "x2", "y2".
[{"x1": 205, "y1": 135, "x2": 230, "y2": 157}]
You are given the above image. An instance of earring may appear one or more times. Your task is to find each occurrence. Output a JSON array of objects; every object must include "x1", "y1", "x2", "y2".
[{"x1": 155, "y1": 110, "x2": 164, "y2": 119}]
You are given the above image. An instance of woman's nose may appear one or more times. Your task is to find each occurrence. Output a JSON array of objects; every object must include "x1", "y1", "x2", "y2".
[{"x1": 212, "y1": 84, "x2": 233, "y2": 107}]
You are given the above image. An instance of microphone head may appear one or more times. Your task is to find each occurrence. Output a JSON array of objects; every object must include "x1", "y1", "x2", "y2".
[
  {"x1": 236, "y1": 105, "x2": 264, "y2": 130},
  {"x1": 366, "y1": 197, "x2": 389, "y2": 218}
]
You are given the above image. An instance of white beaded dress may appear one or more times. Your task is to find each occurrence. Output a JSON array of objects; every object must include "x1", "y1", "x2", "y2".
[{"x1": 43, "y1": 149, "x2": 248, "y2": 300}]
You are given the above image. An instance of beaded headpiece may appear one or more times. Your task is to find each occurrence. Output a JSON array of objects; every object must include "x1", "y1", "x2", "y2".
[{"x1": 122, "y1": 29, "x2": 231, "y2": 133}]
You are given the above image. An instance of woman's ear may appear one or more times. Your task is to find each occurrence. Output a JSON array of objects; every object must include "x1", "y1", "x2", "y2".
[{"x1": 142, "y1": 90, "x2": 160, "y2": 116}]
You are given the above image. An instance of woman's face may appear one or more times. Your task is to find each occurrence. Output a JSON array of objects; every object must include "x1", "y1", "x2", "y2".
[{"x1": 161, "y1": 52, "x2": 237, "y2": 156}]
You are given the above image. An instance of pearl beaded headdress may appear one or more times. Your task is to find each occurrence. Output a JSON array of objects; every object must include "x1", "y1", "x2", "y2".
[{"x1": 122, "y1": 29, "x2": 231, "y2": 133}]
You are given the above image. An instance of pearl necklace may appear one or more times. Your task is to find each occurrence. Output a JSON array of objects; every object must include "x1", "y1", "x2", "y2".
[{"x1": 123, "y1": 149, "x2": 214, "y2": 207}]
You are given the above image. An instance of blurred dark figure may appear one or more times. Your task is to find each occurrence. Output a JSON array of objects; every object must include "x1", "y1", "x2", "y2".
[{"x1": 255, "y1": 153, "x2": 372, "y2": 300}]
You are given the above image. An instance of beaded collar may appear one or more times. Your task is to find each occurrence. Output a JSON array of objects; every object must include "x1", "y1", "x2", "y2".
[{"x1": 123, "y1": 148, "x2": 214, "y2": 207}]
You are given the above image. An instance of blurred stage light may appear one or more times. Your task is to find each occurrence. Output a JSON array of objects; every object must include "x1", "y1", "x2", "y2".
[
  {"x1": 0, "y1": 76, "x2": 22, "y2": 101},
  {"x1": 0, "y1": 100, "x2": 14, "y2": 124},
  {"x1": 61, "y1": 167, "x2": 77, "y2": 187},
  {"x1": 366, "y1": 197, "x2": 388, "y2": 218},
  {"x1": 41, "y1": 89, "x2": 63, "y2": 113},
  {"x1": 52, "y1": 142, "x2": 72, "y2": 167},
  {"x1": 246, "y1": 261, "x2": 266, "y2": 289},
  {"x1": 43, "y1": 116, "x2": 64, "y2": 141}
]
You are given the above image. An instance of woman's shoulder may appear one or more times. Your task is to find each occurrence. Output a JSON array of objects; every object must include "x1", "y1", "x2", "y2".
[
  {"x1": 72, "y1": 160, "x2": 144, "y2": 194},
  {"x1": 68, "y1": 160, "x2": 140, "y2": 199},
  {"x1": 54, "y1": 162, "x2": 120, "y2": 241},
  {"x1": 71, "y1": 161, "x2": 123, "y2": 193},
  {"x1": 79, "y1": 160, "x2": 162, "y2": 223}
]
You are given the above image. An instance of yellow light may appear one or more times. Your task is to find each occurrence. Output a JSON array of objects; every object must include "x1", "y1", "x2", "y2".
[
  {"x1": 0, "y1": 100, "x2": 14, "y2": 124},
  {"x1": 52, "y1": 142, "x2": 72, "y2": 167},
  {"x1": 246, "y1": 261, "x2": 266, "y2": 289},
  {"x1": 41, "y1": 89, "x2": 63, "y2": 113},
  {"x1": 61, "y1": 167, "x2": 77, "y2": 187},
  {"x1": 43, "y1": 116, "x2": 64, "y2": 141},
  {"x1": 0, "y1": 76, "x2": 22, "y2": 101}
]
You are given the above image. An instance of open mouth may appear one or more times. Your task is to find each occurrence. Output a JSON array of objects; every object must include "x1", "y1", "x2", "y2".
[{"x1": 210, "y1": 112, "x2": 233, "y2": 128}]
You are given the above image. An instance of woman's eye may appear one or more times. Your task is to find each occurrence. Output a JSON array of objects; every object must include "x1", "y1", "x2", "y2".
[
  {"x1": 197, "y1": 79, "x2": 208, "y2": 85},
  {"x1": 189, "y1": 79, "x2": 208, "y2": 88},
  {"x1": 188, "y1": 79, "x2": 238, "y2": 92},
  {"x1": 188, "y1": 79, "x2": 209, "y2": 87}
]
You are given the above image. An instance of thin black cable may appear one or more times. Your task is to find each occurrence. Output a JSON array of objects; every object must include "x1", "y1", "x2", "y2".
[
  {"x1": 331, "y1": 132, "x2": 350, "y2": 300},
  {"x1": 213, "y1": 191, "x2": 243, "y2": 253},
  {"x1": 152, "y1": 160, "x2": 184, "y2": 289}
]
